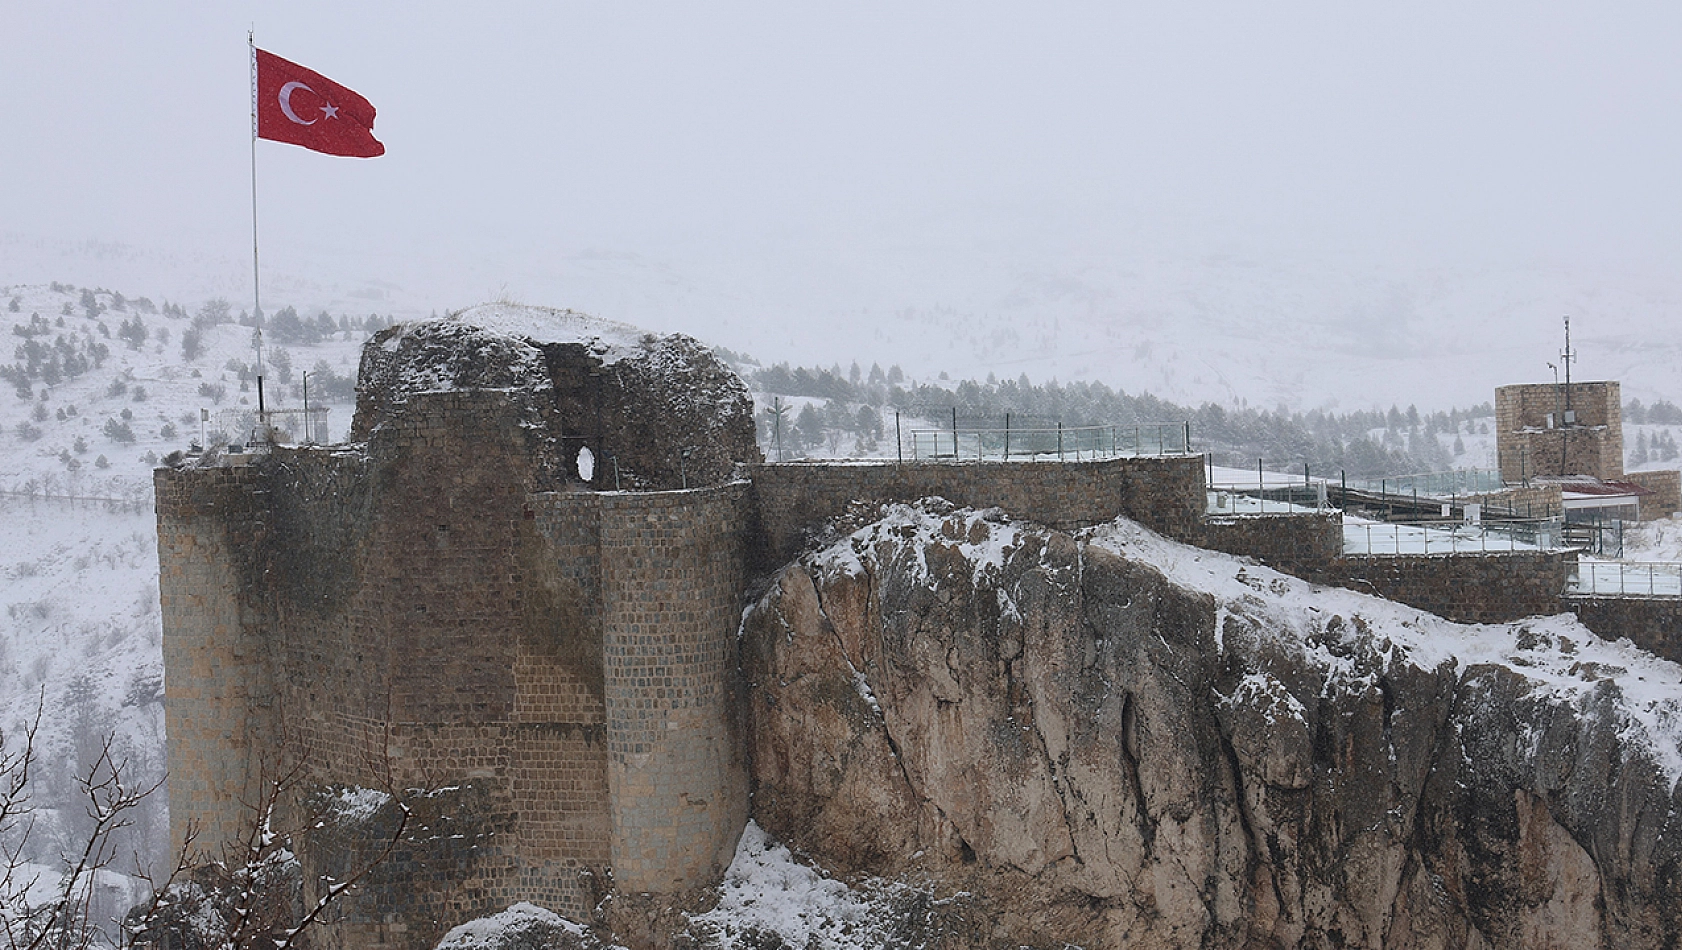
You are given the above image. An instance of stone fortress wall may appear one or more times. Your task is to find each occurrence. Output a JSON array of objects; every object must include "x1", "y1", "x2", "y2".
[
  {"x1": 159, "y1": 344, "x2": 1682, "y2": 949},
  {"x1": 158, "y1": 391, "x2": 751, "y2": 949},
  {"x1": 159, "y1": 397, "x2": 1222, "y2": 948},
  {"x1": 749, "y1": 454, "x2": 1208, "y2": 564}
]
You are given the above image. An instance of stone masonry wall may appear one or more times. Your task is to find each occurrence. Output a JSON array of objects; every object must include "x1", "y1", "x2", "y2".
[
  {"x1": 1496, "y1": 381, "x2": 1623, "y2": 481},
  {"x1": 155, "y1": 464, "x2": 275, "y2": 859},
  {"x1": 1570, "y1": 597, "x2": 1682, "y2": 665},
  {"x1": 160, "y1": 388, "x2": 756, "y2": 950},
  {"x1": 1325, "y1": 551, "x2": 1576, "y2": 624},
  {"x1": 1199, "y1": 512, "x2": 1342, "y2": 578},
  {"x1": 749, "y1": 455, "x2": 1206, "y2": 562},
  {"x1": 597, "y1": 484, "x2": 751, "y2": 893},
  {"x1": 1626, "y1": 469, "x2": 1682, "y2": 520},
  {"x1": 1194, "y1": 511, "x2": 1576, "y2": 624},
  {"x1": 1470, "y1": 484, "x2": 1563, "y2": 520}
]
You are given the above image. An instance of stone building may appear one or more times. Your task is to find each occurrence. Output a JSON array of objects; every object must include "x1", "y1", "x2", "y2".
[
  {"x1": 1495, "y1": 380, "x2": 1624, "y2": 483},
  {"x1": 1489, "y1": 379, "x2": 1681, "y2": 521},
  {"x1": 162, "y1": 306, "x2": 1682, "y2": 949}
]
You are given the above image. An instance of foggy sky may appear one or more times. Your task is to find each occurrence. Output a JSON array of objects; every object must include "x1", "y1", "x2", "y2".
[{"x1": 6, "y1": 3, "x2": 1682, "y2": 407}]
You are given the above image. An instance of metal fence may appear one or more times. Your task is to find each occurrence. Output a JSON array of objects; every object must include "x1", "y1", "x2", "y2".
[
  {"x1": 1567, "y1": 561, "x2": 1682, "y2": 598},
  {"x1": 1342, "y1": 519, "x2": 1564, "y2": 556},
  {"x1": 1345, "y1": 468, "x2": 1505, "y2": 499},
  {"x1": 1206, "y1": 486, "x2": 1329, "y2": 515},
  {"x1": 903, "y1": 423, "x2": 1190, "y2": 462}
]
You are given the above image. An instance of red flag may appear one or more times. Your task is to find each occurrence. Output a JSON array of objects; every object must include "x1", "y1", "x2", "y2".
[{"x1": 254, "y1": 49, "x2": 384, "y2": 158}]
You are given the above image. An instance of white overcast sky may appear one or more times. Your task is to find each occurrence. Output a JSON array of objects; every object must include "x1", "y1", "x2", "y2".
[{"x1": 5, "y1": 3, "x2": 1682, "y2": 404}]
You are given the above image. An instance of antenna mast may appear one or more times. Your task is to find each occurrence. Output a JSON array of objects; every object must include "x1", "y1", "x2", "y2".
[{"x1": 1561, "y1": 315, "x2": 1575, "y2": 417}]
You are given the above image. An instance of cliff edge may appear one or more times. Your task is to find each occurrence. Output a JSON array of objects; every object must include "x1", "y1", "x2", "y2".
[{"x1": 742, "y1": 501, "x2": 1682, "y2": 950}]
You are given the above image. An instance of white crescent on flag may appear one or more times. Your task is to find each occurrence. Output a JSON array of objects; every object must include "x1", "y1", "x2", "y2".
[{"x1": 277, "y1": 81, "x2": 317, "y2": 126}]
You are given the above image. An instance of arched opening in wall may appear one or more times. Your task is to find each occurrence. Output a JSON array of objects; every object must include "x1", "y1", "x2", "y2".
[{"x1": 578, "y1": 446, "x2": 596, "y2": 483}]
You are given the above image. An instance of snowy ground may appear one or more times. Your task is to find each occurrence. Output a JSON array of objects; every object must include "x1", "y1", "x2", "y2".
[
  {"x1": 1084, "y1": 515, "x2": 1682, "y2": 789},
  {"x1": 1622, "y1": 517, "x2": 1682, "y2": 562}
]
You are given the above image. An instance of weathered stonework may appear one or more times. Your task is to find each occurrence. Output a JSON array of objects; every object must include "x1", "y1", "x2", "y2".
[
  {"x1": 1496, "y1": 381, "x2": 1623, "y2": 482},
  {"x1": 749, "y1": 455, "x2": 1207, "y2": 565},
  {"x1": 1327, "y1": 550, "x2": 1576, "y2": 624},
  {"x1": 1625, "y1": 469, "x2": 1682, "y2": 520},
  {"x1": 1198, "y1": 512, "x2": 1342, "y2": 578},
  {"x1": 1195, "y1": 512, "x2": 1581, "y2": 625},
  {"x1": 1569, "y1": 596, "x2": 1682, "y2": 664},
  {"x1": 160, "y1": 312, "x2": 762, "y2": 950},
  {"x1": 159, "y1": 312, "x2": 1682, "y2": 948}
]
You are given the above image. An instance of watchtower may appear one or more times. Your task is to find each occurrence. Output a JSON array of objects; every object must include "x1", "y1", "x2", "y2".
[{"x1": 1495, "y1": 379, "x2": 1623, "y2": 483}]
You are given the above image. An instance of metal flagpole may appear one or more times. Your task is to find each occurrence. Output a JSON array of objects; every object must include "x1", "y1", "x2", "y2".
[{"x1": 249, "y1": 31, "x2": 266, "y2": 390}]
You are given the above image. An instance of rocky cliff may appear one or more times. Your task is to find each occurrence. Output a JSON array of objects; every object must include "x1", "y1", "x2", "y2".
[{"x1": 742, "y1": 501, "x2": 1682, "y2": 949}]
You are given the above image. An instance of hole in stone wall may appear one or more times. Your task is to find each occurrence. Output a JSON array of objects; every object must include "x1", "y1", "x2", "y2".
[{"x1": 577, "y1": 446, "x2": 596, "y2": 482}]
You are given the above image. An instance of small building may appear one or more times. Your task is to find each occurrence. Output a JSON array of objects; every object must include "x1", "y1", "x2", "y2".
[
  {"x1": 1487, "y1": 378, "x2": 1680, "y2": 523},
  {"x1": 1495, "y1": 380, "x2": 1624, "y2": 483}
]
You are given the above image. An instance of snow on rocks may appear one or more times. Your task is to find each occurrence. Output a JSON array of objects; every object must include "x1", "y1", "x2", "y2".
[
  {"x1": 686, "y1": 821, "x2": 931, "y2": 950},
  {"x1": 1086, "y1": 515, "x2": 1682, "y2": 789},
  {"x1": 432, "y1": 902, "x2": 610, "y2": 950}
]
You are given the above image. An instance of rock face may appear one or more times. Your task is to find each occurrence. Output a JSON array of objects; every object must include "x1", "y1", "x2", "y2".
[
  {"x1": 742, "y1": 502, "x2": 1682, "y2": 949},
  {"x1": 352, "y1": 304, "x2": 759, "y2": 489}
]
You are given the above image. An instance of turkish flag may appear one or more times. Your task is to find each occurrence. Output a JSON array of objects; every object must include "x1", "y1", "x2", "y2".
[{"x1": 255, "y1": 49, "x2": 384, "y2": 158}]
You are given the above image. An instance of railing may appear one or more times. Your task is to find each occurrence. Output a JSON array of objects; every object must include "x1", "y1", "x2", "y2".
[
  {"x1": 1342, "y1": 519, "x2": 1564, "y2": 556},
  {"x1": 903, "y1": 423, "x2": 1189, "y2": 462},
  {"x1": 1206, "y1": 488, "x2": 1328, "y2": 515},
  {"x1": 1345, "y1": 468, "x2": 1505, "y2": 499},
  {"x1": 1567, "y1": 561, "x2": 1682, "y2": 598}
]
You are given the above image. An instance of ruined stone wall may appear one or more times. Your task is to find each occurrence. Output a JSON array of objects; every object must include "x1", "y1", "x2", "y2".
[
  {"x1": 596, "y1": 485, "x2": 751, "y2": 893},
  {"x1": 749, "y1": 455, "x2": 1206, "y2": 562},
  {"x1": 1496, "y1": 381, "x2": 1623, "y2": 481},
  {"x1": 279, "y1": 392, "x2": 619, "y2": 941},
  {"x1": 155, "y1": 464, "x2": 276, "y2": 859}
]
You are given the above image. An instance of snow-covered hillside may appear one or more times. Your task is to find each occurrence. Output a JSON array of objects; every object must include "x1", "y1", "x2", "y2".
[{"x1": 0, "y1": 282, "x2": 373, "y2": 878}]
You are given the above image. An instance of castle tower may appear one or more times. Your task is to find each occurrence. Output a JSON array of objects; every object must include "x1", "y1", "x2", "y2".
[{"x1": 157, "y1": 307, "x2": 758, "y2": 950}]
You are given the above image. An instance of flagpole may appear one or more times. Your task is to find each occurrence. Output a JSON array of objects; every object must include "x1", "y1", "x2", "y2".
[{"x1": 248, "y1": 31, "x2": 266, "y2": 392}]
